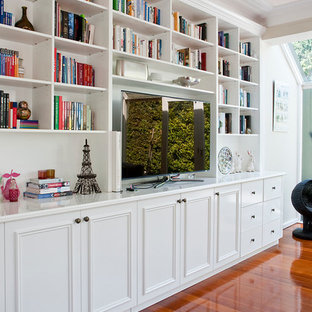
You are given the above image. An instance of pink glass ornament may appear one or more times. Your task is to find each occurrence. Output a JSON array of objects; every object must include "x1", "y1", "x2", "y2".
[{"x1": 1, "y1": 170, "x2": 20, "y2": 201}]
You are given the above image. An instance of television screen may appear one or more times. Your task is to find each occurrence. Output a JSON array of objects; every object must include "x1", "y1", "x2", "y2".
[{"x1": 122, "y1": 91, "x2": 210, "y2": 179}]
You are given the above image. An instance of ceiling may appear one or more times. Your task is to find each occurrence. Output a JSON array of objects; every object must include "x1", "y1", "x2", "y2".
[{"x1": 268, "y1": 0, "x2": 302, "y2": 6}]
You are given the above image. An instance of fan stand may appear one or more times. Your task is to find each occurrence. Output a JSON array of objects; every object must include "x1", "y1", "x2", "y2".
[{"x1": 293, "y1": 216, "x2": 312, "y2": 240}]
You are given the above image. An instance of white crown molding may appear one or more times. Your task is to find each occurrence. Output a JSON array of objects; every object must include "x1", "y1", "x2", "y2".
[{"x1": 185, "y1": 0, "x2": 266, "y2": 36}]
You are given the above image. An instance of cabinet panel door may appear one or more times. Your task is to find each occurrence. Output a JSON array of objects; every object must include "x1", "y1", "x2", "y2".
[
  {"x1": 0, "y1": 223, "x2": 4, "y2": 312},
  {"x1": 81, "y1": 202, "x2": 137, "y2": 312},
  {"x1": 5, "y1": 212, "x2": 81, "y2": 312},
  {"x1": 181, "y1": 189, "x2": 214, "y2": 284},
  {"x1": 138, "y1": 195, "x2": 180, "y2": 304},
  {"x1": 215, "y1": 185, "x2": 240, "y2": 268}
]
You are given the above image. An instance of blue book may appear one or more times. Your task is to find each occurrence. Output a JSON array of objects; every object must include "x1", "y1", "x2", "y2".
[
  {"x1": 24, "y1": 191, "x2": 73, "y2": 199},
  {"x1": 62, "y1": 55, "x2": 66, "y2": 83},
  {"x1": 68, "y1": 13, "x2": 74, "y2": 40},
  {"x1": 157, "y1": 8, "x2": 160, "y2": 25},
  {"x1": 0, "y1": 0, "x2": 4, "y2": 24}
]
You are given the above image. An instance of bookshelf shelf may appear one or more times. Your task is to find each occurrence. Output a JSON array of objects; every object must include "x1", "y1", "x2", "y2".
[
  {"x1": 56, "y1": 0, "x2": 108, "y2": 17},
  {"x1": 0, "y1": 76, "x2": 51, "y2": 88},
  {"x1": 239, "y1": 53, "x2": 258, "y2": 62},
  {"x1": 218, "y1": 46, "x2": 238, "y2": 57},
  {"x1": 218, "y1": 133, "x2": 259, "y2": 137},
  {"x1": 112, "y1": 74, "x2": 214, "y2": 97},
  {"x1": 240, "y1": 107, "x2": 259, "y2": 112},
  {"x1": 172, "y1": 30, "x2": 214, "y2": 49},
  {"x1": 240, "y1": 80, "x2": 258, "y2": 87},
  {"x1": 54, "y1": 37, "x2": 107, "y2": 55},
  {"x1": 113, "y1": 11, "x2": 169, "y2": 36},
  {"x1": 0, "y1": 129, "x2": 107, "y2": 134},
  {"x1": 54, "y1": 83, "x2": 107, "y2": 94},
  {"x1": 218, "y1": 104, "x2": 239, "y2": 109},
  {"x1": 218, "y1": 75, "x2": 238, "y2": 83},
  {"x1": 0, "y1": 24, "x2": 52, "y2": 45},
  {"x1": 113, "y1": 50, "x2": 214, "y2": 77}
]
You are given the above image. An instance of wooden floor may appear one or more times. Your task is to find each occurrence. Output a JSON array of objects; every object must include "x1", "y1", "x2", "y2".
[{"x1": 143, "y1": 223, "x2": 312, "y2": 312}]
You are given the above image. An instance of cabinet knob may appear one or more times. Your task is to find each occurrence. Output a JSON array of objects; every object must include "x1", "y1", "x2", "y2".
[
  {"x1": 182, "y1": 198, "x2": 187, "y2": 203},
  {"x1": 215, "y1": 192, "x2": 220, "y2": 196},
  {"x1": 251, "y1": 238, "x2": 255, "y2": 243},
  {"x1": 251, "y1": 215, "x2": 256, "y2": 219},
  {"x1": 83, "y1": 216, "x2": 90, "y2": 222},
  {"x1": 271, "y1": 208, "x2": 275, "y2": 212},
  {"x1": 177, "y1": 199, "x2": 182, "y2": 204},
  {"x1": 251, "y1": 191, "x2": 256, "y2": 195},
  {"x1": 271, "y1": 230, "x2": 275, "y2": 234},
  {"x1": 272, "y1": 186, "x2": 276, "y2": 190},
  {"x1": 75, "y1": 218, "x2": 81, "y2": 224}
]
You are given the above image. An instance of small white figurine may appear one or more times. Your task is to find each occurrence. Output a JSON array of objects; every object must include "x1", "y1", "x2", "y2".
[
  {"x1": 246, "y1": 150, "x2": 255, "y2": 172},
  {"x1": 235, "y1": 152, "x2": 243, "y2": 173}
]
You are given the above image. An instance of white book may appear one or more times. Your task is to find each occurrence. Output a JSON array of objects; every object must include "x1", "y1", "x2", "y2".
[{"x1": 219, "y1": 113, "x2": 226, "y2": 134}]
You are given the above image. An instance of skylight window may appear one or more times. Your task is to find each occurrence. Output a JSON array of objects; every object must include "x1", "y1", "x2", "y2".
[{"x1": 290, "y1": 39, "x2": 312, "y2": 82}]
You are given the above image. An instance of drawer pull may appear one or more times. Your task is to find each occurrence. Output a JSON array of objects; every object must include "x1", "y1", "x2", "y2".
[
  {"x1": 271, "y1": 230, "x2": 275, "y2": 234},
  {"x1": 251, "y1": 191, "x2": 256, "y2": 195},
  {"x1": 83, "y1": 216, "x2": 90, "y2": 222},
  {"x1": 182, "y1": 198, "x2": 187, "y2": 203},
  {"x1": 177, "y1": 199, "x2": 182, "y2": 204},
  {"x1": 271, "y1": 208, "x2": 275, "y2": 212},
  {"x1": 250, "y1": 238, "x2": 255, "y2": 243},
  {"x1": 75, "y1": 218, "x2": 81, "y2": 224},
  {"x1": 272, "y1": 186, "x2": 276, "y2": 190},
  {"x1": 251, "y1": 215, "x2": 256, "y2": 219},
  {"x1": 215, "y1": 192, "x2": 220, "y2": 196}
]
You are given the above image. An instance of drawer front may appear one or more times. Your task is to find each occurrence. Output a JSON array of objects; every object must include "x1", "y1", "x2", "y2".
[
  {"x1": 263, "y1": 199, "x2": 281, "y2": 223},
  {"x1": 241, "y1": 203, "x2": 263, "y2": 232},
  {"x1": 241, "y1": 226, "x2": 262, "y2": 257},
  {"x1": 242, "y1": 180, "x2": 263, "y2": 207},
  {"x1": 264, "y1": 177, "x2": 282, "y2": 201},
  {"x1": 263, "y1": 219, "x2": 281, "y2": 246}
]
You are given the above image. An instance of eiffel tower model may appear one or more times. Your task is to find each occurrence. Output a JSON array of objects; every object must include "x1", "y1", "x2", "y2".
[{"x1": 73, "y1": 139, "x2": 101, "y2": 195}]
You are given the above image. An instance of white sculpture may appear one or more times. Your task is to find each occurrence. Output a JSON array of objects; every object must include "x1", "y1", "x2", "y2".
[
  {"x1": 235, "y1": 152, "x2": 243, "y2": 173},
  {"x1": 246, "y1": 150, "x2": 255, "y2": 172}
]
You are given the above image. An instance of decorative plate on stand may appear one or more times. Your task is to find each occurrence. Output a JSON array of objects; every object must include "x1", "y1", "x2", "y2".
[{"x1": 218, "y1": 147, "x2": 233, "y2": 175}]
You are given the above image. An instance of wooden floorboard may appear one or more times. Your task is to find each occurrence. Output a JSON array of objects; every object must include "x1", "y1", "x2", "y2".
[{"x1": 143, "y1": 223, "x2": 312, "y2": 312}]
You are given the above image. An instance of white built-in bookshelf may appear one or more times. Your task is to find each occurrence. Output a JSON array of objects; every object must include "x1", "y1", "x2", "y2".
[{"x1": 0, "y1": 0, "x2": 262, "y2": 189}]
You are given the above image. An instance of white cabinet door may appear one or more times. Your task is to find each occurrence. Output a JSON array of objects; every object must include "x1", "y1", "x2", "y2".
[
  {"x1": 181, "y1": 189, "x2": 214, "y2": 284},
  {"x1": 214, "y1": 185, "x2": 240, "y2": 268},
  {"x1": 0, "y1": 223, "x2": 4, "y2": 312},
  {"x1": 5, "y1": 212, "x2": 81, "y2": 312},
  {"x1": 138, "y1": 195, "x2": 180, "y2": 304},
  {"x1": 81, "y1": 202, "x2": 137, "y2": 312}
]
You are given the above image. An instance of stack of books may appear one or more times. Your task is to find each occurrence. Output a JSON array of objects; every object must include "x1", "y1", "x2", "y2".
[
  {"x1": 17, "y1": 120, "x2": 39, "y2": 129},
  {"x1": 55, "y1": 2, "x2": 95, "y2": 44},
  {"x1": 24, "y1": 178, "x2": 72, "y2": 199},
  {"x1": 0, "y1": 1, "x2": 14, "y2": 26},
  {"x1": 113, "y1": 0, "x2": 161, "y2": 25},
  {"x1": 218, "y1": 31, "x2": 229, "y2": 48},
  {"x1": 240, "y1": 41, "x2": 251, "y2": 56},
  {"x1": 240, "y1": 88, "x2": 251, "y2": 107}
]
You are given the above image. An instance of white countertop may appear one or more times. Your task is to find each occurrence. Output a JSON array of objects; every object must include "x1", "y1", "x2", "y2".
[{"x1": 0, "y1": 171, "x2": 285, "y2": 223}]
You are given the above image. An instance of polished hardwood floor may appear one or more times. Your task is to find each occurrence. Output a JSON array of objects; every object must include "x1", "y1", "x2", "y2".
[{"x1": 143, "y1": 223, "x2": 312, "y2": 312}]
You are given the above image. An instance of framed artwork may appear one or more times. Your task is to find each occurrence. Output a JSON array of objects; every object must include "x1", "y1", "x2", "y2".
[{"x1": 273, "y1": 81, "x2": 289, "y2": 132}]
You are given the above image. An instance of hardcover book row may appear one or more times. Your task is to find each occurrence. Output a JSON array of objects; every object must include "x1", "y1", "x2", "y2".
[
  {"x1": 173, "y1": 48, "x2": 207, "y2": 71},
  {"x1": 54, "y1": 49, "x2": 95, "y2": 86},
  {"x1": 0, "y1": 0, "x2": 13, "y2": 26},
  {"x1": 54, "y1": 96, "x2": 94, "y2": 131},
  {"x1": 55, "y1": 1, "x2": 96, "y2": 44},
  {"x1": 218, "y1": 84, "x2": 228, "y2": 104},
  {"x1": 113, "y1": 0, "x2": 161, "y2": 25},
  {"x1": 0, "y1": 48, "x2": 20, "y2": 77},
  {"x1": 113, "y1": 25, "x2": 162, "y2": 60}
]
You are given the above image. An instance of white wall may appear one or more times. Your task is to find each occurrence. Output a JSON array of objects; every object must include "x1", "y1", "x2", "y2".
[{"x1": 261, "y1": 42, "x2": 300, "y2": 227}]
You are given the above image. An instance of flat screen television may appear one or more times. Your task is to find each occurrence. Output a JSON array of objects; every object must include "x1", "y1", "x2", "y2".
[{"x1": 122, "y1": 91, "x2": 210, "y2": 179}]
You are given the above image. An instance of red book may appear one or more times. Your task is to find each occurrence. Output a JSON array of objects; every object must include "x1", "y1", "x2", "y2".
[
  {"x1": 54, "y1": 48, "x2": 57, "y2": 82},
  {"x1": 59, "y1": 96, "x2": 63, "y2": 130},
  {"x1": 88, "y1": 65, "x2": 92, "y2": 86},
  {"x1": 77, "y1": 63, "x2": 83, "y2": 85},
  {"x1": 201, "y1": 52, "x2": 207, "y2": 71},
  {"x1": 58, "y1": 53, "x2": 62, "y2": 83},
  {"x1": 83, "y1": 63, "x2": 88, "y2": 86}
]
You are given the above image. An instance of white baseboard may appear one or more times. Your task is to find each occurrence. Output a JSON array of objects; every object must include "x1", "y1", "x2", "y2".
[{"x1": 283, "y1": 218, "x2": 300, "y2": 229}]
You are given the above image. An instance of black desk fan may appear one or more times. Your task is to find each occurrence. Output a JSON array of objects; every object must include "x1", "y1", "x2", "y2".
[{"x1": 291, "y1": 180, "x2": 312, "y2": 239}]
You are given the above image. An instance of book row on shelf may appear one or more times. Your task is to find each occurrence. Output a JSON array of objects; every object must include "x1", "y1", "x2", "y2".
[
  {"x1": 173, "y1": 12, "x2": 208, "y2": 41},
  {"x1": 240, "y1": 115, "x2": 251, "y2": 134},
  {"x1": 24, "y1": 178, "x2": 72, "y2": 199},
  {"x1": 0, "y1": 1, "x2": 13, "y2": 26},
  {"x1": 239, "y1": 41, "x2": 251, "y2": 57},
  {"x1": 113, "y1": 25, "x2": 162, "y2": 60},
  {"x1": 0, "y1": 48, "x2": 23, "y2": 77},
  {"x1": 240, "y1": 89, "x2": 251, "y2": 107},
  {"x1": 55, "y1": 2, "x2": 95, "y2": 44},
  {"x1": 240, "y1": 65, "x2": 251, "y2": 82},
  {"x1": 54, "y1": 49, "x2": 95, "y2": 86},
  {"x1": 218, "y1": 57, "x2": 230, "y2": 76},
  {"x1": 113, "y1": 0, "x2": 161, "y2": 25},
  {"x1": 54, "y1": 96, "x2": 94, "y2": 131},
  {"x1": 218, "y1": 31, "x2": 229, "y2": 48},
  {"x1": 218, "y1": 85, "x2": 228, "y2": 104},
  {"x1": 218, "y1": 112, "x2": 232, "y2": 134},
  {"x1": 173, "y1": 47, "x2": 207, "y2": 71}
]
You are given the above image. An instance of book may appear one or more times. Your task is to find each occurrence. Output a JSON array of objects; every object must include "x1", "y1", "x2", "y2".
[
  {"x1": 27, "y1": 181, "x2": 70, "y2": 189},
  {"x1": 17, "y1": 120, "x2": 39, "y2": 129},
  {"x1": 30, "y1": 177, "x2": 63, "y2": 184},
  {"x1": 26, "y1": 186, "x2": 71, "y2": 194},
  {"x1": 68, "y1": 12, "x2": 74, "y2": 40},
  {"x1": 54, "y1": 95, "x2": 59, "y2": 129},
  {"x1": 23, "y1": 191, "x2": 73, "y2": 199}
]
